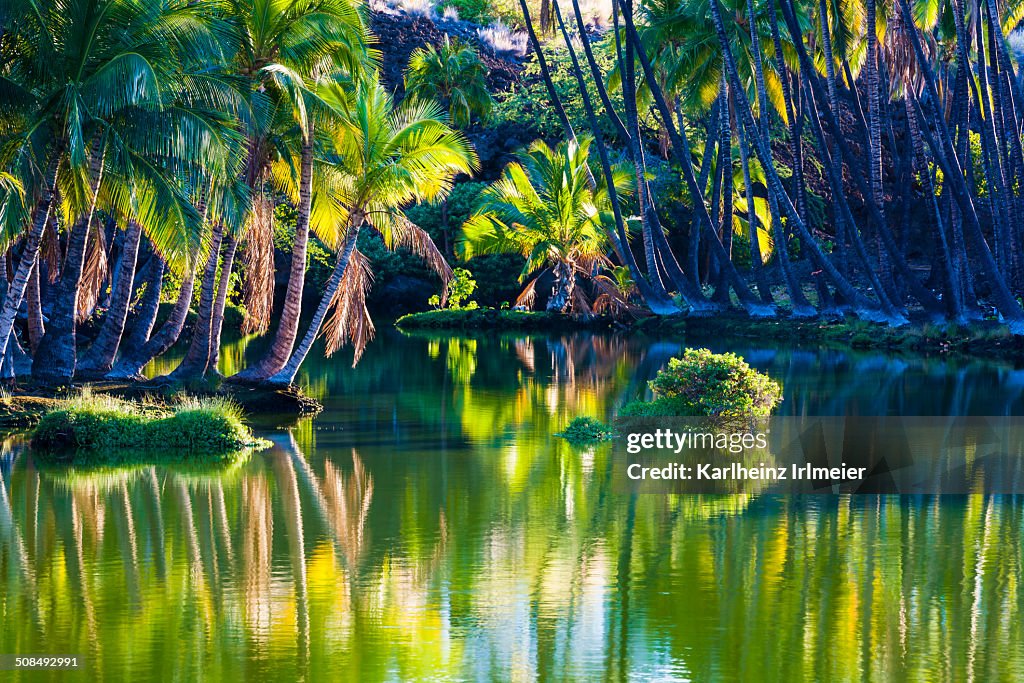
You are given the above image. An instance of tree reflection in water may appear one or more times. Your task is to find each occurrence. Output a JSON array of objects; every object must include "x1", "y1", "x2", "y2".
[{"x1": 1, "y1": 331, "x2": 1024, "y2": 680}]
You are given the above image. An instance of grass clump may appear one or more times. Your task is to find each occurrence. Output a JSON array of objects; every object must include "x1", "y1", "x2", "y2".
[
  {"x1": 621, "y1": 349, "x2": 782, "y2": 418},
  {"x1": 31, "y1": 390, "x2": 269, "y2": 463},
  {"x1": 555, "y1": 416, "x2": 615, "y2": 444}
]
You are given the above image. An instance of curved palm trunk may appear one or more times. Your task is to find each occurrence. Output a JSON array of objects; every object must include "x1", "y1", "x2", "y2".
[
  {"x1": 267, "y1": 226, "x2": 361, "y2": 387},
  {"x1": 0, "y1": 150, "x2": 60, "y2": 364},
  {"x1": 207, "y1": 234, "x2": 238, "y2": 374},
  {"x1": 781, "y1": 0, "x2": 940, "y2": 317},
  {"x1": 107, "y1": 266, "x2": 196, "y2": 379},
  {"x1": 713, "y1": 97, "x2": 735, "y2": 304},
  {"x1": 233, "y1": 121, "x2": 315, "y2": 382},
  {"x1": 33, "y1": 141, "x2": 105, "y2": 384},
  {"x1": 77, "y1": 220, "x2": 143, "y2": 377},
  {"x1": 689, "y1": 95, "x2": 722, "y2": 289},
  {"x1": 816, "y1": 0, "x2": 847, "y2": 275},
  {"x1": 742, "y1": 0, "x2": 812, "y2": 314},
  {"x1": 170, "y1": 222, "x2": 225, "y2": 380},
  {"x1": 555, "y1": 0, "x2": 681, "y2": 314},
  {"x1": 712, "y1": 0, "x2": 897, "y2": 322},
  {"x1": 618, "y1": 0, "x2": 772, "y2": 316},
  {"x1": 125, "y1": 255, "x2": 165, "y2": 353},
  {"x1": 893, "y1": 0, "x2": 1024, "y2": 328},
  {"x1": 518, "y1": 0, "x2": 575, "y2": 139},
  {"x1": 612, "y1": 1, "x2": 712, "y2": 308},
  {"x1": 736, "y1": 122, "x2": 774, "y2": 305}
]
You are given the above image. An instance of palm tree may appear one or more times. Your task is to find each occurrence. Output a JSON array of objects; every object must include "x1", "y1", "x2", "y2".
[
  {"x1": 459, "y1": 137, "x2": 632, "y2": 314},
  {"x1": 265, "y1": 76, "x2": 477, "y2": 386},
  {"x1": 404, "y1": 37, "x2": 494, "y2": 128},
  {"x1": 225, "y1": 0, "x2": 373, "y2": 384},
  {"x1": 404, "y1": 36, "x2": 492, "y2": 256},
  {"x1": 0, "y1": 0, "x2": 215, "y2": 383}
]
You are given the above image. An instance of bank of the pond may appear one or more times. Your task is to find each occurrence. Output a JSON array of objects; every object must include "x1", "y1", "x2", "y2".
[
  {"x1": 398, "y1": 308, "x2": 1024, "y2": 358},
  {"x1": 396, "y1": 309, "x2": 628, "y2": 331},
  {"x1": 30, "y1": 392, "x2": 271, "y2": 464},
  {"x1": 646, "y1": 315, "x2": 1024, "y2": 357},
  {"x1": 0, "y1": 380, "x2": 321, "y2": 438}
]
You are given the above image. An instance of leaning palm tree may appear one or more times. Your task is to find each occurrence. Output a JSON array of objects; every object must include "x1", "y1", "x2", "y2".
[
  {"x1": 224, "y1": 0, "x2": 374, "y2": 384},
  {"x1": 404, "y1": 37, "x2": 494, "y2": 128},
  {"x1": 458, "y1": 137, "x2": 633, "y2": 314},
  {"x1": 265, "y1": 76, "x2": 477, "y2": 386}
]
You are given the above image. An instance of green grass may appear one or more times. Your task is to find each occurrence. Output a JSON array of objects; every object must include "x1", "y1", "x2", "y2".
[{"x1": 31, "y1": 389, "x2": 270, "y2": 464}]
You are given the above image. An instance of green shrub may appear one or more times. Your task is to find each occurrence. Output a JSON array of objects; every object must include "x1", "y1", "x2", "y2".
[
  {"x1": 31, "y1": 390, "x2": 269, "y2": 462},
  {"x1": 643, "y1": 349, "x2": 782, "y2": 417},
  {"x1": 429, "y1": 267, "x2": 478, "y2": 310},
  {"x1": 556, "y1": 416, "x2": 614, "y2": 444}
]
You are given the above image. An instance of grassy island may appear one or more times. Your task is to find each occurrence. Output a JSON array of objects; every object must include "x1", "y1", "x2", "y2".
[{"x1": 30, "y1": 391, "x2": 270, "y2": 464}]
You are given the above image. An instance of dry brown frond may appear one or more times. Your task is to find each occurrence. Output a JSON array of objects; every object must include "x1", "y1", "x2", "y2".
[
  {"x1": 591, "y1": 274, "x2": 647, "y2": 319},
  {"x1": 570, "y1": 281, "x2": 592, "y2": 317},
  {"x1": 41, "y1": 211, "x2": 60, "y2": 283},
  {"x1": 514, "y1": 276, "x2": 539, "y2": 310},
  {"x1": 323, "y1": 247, "x2": 376, "y2": 365},
  {"x1": 395, "y1": 217, "x2": 453, "y2": 284},
  {"x1": 241, "y1": 194, "x2": 276, "y2": 335},
  {"x1": 77, "y1": 223, "x2": 108, "y2": 323}
]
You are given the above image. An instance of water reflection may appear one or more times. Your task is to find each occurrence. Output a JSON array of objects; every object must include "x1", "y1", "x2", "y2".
[{"x1": 3, "y1": 331, "x2": 1024, "y2": 680}]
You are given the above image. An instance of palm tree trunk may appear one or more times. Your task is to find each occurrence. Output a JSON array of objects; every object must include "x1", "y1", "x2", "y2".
[
  {"x1": 546, "y1": 260, "x2": 576, "y2": 313},
  {"x1": 107, "y1": 266, "x2": 196, "y2": 379},
  {"x1": 32, "y1": 138, "x2": 105, "y2": 384},
  {"x1": 717, "y1": 0, "x2": 897, "y2": 321},
  {"x1": 781, "y1": 0, "x2": 942, "y2": 316},
  {"x1": 736, "y1": 121, "x2": 774, "y2": 304},
  {"x1": 617, "y1": 0, "x2": 772, "y2": 316},
  {"x1": 518, "y1": 0, "x2": 575, "y2": 138},
  {"x1": 894, "y1": 0, "x2": 1024, "y2": 328},
  {"x1": 558, "y1": 0, "x2": 681, "y2": 314},
  {"x1": 125, "y1": 254, "x2": 165, "y2": 353},
  {"x1": 77, "y1": 220, "x2": 143, "y2": 376},
  {"x1": 26, "y1": 260, "x2": 44, "y2": 353},
  {"x1": 816, "y1": 0, "x2": 847, "y2": 275},
  {"x1": 689, "y1": 96, "x2": 722, "y2": 290},
  {"x1": 745, "y1": 0, "x2": 814, "y2": 316},
  {"x1": 0, "y1": 149, "x2": 60, "y2": 364},
  {"x1": 267, "y1": 225, "x2": 361, "y2": 386},
  {"x1": 206, "y1": 234, "x2": 239, "y2": 374},
  {"x1": 170, "y1": 222, "x2": 225, "y2": 380},
  {"x1": 619, "y1": 32, "x2": 668, "y2": 294},
  {"x1": 713, "y1": 98, "x2": 735, "y2": 304},
  {"x1": 233, "y1": 120, "x2": 315, "y2": 382}
]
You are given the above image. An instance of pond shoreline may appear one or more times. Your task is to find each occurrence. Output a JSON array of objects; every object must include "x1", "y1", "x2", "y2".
[{"x1": 398, "y1": 308, "x2": 1024, "y2": 359}]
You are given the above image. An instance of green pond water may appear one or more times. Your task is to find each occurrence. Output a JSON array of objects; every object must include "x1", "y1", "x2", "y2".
[{"x1": 3, "y1": 329, "x2": 1024, "y2": 681}]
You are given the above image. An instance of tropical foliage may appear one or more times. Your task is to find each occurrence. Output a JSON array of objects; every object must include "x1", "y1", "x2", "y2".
[
  {"x1": 4, "y1": 0, "x2": 1024, "y2": 389},
  {"x1": 460, "y1": 137, "x2": 632, "y2": 313}
]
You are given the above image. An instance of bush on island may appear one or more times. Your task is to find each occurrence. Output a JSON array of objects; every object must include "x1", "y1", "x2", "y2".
[
  {"x1": 555, "y1": 416, "x2": 615, "y2": 444},
  {"x1": 621, "y1": 349, "x2": 782, "y2": 417}
]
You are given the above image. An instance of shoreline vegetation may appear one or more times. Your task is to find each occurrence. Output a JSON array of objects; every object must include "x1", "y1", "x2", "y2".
[
  {"x1": 28, "y1": 391, "x2": 270, "y2": 464},
  {"x1": 398, "y1": 308, "x2": 1024, "y2": 356}
]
